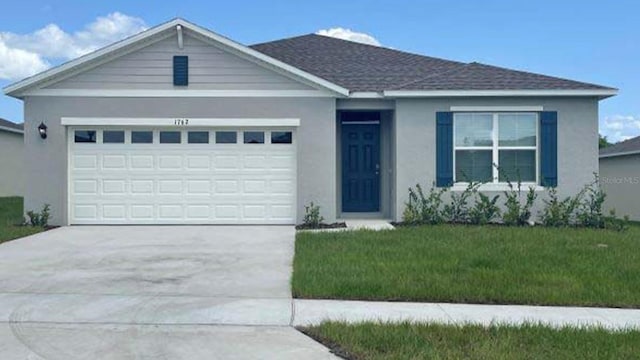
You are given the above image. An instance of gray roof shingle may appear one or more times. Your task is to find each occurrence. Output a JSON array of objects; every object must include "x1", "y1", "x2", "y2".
[
  {"x1": 250, "y1": 34, "x2": 614, "y2": 92},
  {"x1": 600, "y1": 136, "x2": 640, "y2": 157}
]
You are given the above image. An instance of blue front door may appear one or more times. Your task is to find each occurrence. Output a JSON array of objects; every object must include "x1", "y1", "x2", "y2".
[{"x1": 342, "y1": 123, "x2": 380, "y2": 212}]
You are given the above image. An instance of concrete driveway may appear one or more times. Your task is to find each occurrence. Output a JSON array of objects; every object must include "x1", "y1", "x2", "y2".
[{"x1": 0, "y1": 226, "x2": 336, "y2": 359}]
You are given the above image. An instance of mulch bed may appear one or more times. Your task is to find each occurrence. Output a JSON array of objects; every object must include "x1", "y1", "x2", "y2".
[{"x1": 295, "y1": 222, "x2": 347, "y2": 230}]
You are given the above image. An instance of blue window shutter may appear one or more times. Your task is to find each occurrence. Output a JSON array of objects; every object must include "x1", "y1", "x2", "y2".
[
  {"x1": 173, "y1": 56, "x2": 188, "y2": 86},
  {"x1": 540, "y1": 111, "x2": 558, "y2": 187},
  {"x1": 436, "y1": 112, "x2": 454, "y2": 187}
]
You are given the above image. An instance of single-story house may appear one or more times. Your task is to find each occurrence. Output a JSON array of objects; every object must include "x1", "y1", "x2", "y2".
[
  {"x1": 3, "y1": 18, "x2": 616, "y2": 226},
  {"x1": 599, "y1": 136, "x2": 640, "y2": 221},
  {"x1": 0, "y1": 118, "x2": 24, "y2": 197}
]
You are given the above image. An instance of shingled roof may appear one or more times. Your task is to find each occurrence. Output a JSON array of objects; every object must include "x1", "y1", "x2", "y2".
[
  {"x1": 0, "y1": 118, "x2": 23, "y2": 133},
  {"x1": 600, "y1": 135, "x2": 640, "y2": 158},
  {"x1": 251, "y1": 34, "x2": 613, "y2": 93}
]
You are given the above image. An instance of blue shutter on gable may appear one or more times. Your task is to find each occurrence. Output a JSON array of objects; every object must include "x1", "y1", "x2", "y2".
[
  {"x1": 540, "y1": 111, "x2": 558, "y2": 187},
  {"x1": 173, "y1": 56, "x2": 188, "y2": 86},
  {"x1": 436, "y1": 112, "x2": 454, "y2": 187}
]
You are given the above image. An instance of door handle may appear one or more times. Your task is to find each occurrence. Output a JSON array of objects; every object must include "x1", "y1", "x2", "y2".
[{"x1": 375, "y1": 164, "x2": 380, "y2": 175}]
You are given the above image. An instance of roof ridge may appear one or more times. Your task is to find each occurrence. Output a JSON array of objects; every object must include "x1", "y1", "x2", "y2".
[
  {"x1": 249, "y1": 33, "x2": 317, "y2": 47},
  {"x1": 251, "y1": 33, "x2": 465, "y2": 66}
]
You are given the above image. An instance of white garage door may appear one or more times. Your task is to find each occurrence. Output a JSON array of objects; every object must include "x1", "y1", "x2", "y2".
[{"x1": 68, "y1": 127, "x2": 296, "y2": 224}]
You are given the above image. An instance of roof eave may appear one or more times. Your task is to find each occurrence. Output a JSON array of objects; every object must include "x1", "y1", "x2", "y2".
[
  {"x1": 0, "y1": 125, "x2": 24, "y2": 134},
  {"x1": 599, "y1": 150, "x2": 640, "y2": 159},
  {"x1": 382, "y1": 89, "x2": 618, "y2": 99}
]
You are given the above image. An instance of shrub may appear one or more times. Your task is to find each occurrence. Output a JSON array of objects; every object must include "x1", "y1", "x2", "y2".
[
  {"x1": 539, "y1": 187, "x2": 584, "y2": 227},
  {"x1": 303, "y1": 202, "x2": 324, "y2": 228},
  {"x1": 26, "y1": 204, "x2": 51, "y2": 227},
  {"x1": 443, "y1": 181, "x2": 479, "y2": 223},
  {"x1": 403, "y1": 183, "x2": 446, "y2": 224},
  {"x1": 468, "y1": 191, "x2": 501, "y2": 225},
  {"x1": 576, "y1": 174, "x2": 607, "y2": 228},
  {"x1": 604, "y1": 209, "x2": 629, "y2": 232},
  {"x1": 502, "y1": 180, "x2": 537, "y2": 226}
]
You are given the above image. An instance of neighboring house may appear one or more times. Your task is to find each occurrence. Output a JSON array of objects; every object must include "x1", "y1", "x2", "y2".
[
  {"x1": 599, "y1": 136, "x2": 640, "y2": 221},
  {"x1": 2, "y1": 18, "x2": 616, "y2": 226},
  {"x1": 0, "y1": 118, "x2": 24, "y2": 197}
]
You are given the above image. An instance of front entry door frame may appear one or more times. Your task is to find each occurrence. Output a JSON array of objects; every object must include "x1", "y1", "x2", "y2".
[{"x1": 341, "y1": 120, "x2": 381, "y2": 213}]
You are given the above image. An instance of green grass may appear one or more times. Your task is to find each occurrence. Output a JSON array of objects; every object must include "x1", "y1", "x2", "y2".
[
  {"x1": 301, "y1": 322, "x2": 640, "y2": 360},
  {"x1": 293, "y1": 224, "x2": 640, "y2": 307},
  {"x1": 0, "y1": 197, "x2": 43, "y2": 244}
]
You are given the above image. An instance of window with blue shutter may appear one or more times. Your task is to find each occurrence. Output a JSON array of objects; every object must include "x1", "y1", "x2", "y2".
[
  {"x1": 539, "y1": 111, "x2": 558, "y2": 187},
  {"x1": 436, "y1": 112, "x2": 454, "y2": 187},
  {"x1": 173, "y1": 56, "x2": 188, "y2": 86}
]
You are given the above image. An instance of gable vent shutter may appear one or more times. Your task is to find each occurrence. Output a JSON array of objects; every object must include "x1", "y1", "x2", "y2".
[
  {"x1": 540, "y1": 111, "x2": 558, "y2": 187},
  {"x1": 436, "y1": 112, "x2": 454, "y2": 187},
  {"x1": 173, "y1": 56, "x2": 189, "y2": 86}
]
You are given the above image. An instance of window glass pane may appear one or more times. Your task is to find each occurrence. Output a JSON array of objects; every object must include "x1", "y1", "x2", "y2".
[
  {"x1": 215, "y1": 131, "x2": 237, "y2": 144},
  {"x1": 103, "y1": 130, "x2": 124, "y2": 144},
  {"x1": 244, "y1": 131, "x2": 264, "y2": 144},
  {"x1": 131, "y1": 131, "x2": 153, "y2": 144},
  {"x1": 455, "y1": 150, "x2": 493, "y2": 182},
  {"x1": 499, "y1": 113, "x2": 536, "y2": 146},
  {"x1": 455, "y1": 114, "x2": 493, "y2": 147},
  {"x1": 160, "y1": 131, "x2": 181, "y2": 144},
  {"x1": 499, "y1": 150, "x2": 536, "y2": 182},
  {"x1": 188, "y1": 131, "x2": 209, "y2": 144},
  {"x1": 271, "y1": 131, "x2": 292, "y2": 144},
  {"x1": 74, "y1": 130, "x2": 96, "y2": 143}
]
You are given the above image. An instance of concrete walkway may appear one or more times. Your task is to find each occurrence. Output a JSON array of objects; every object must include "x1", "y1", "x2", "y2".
[{"x1": 293, "y1": 299, "x2": 640, "y2": 330}]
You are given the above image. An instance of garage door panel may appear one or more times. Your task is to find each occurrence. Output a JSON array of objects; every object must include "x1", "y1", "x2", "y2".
[
  {"x1": 131, "y1": 205, "x2": 154, "y2": 219},
  {"x1": 131, "y1": 155, "x2": 154, "y2": 169},
  {"x1": 158, "y1": 155, "x2": 183, "y2": 169},
  {"x1": 102, "y1": 155, "x2": 127, "y2": 169},
  {"x1": 102, "y1": 179, "x2": 127, "y2": 194},
  {"x1": 131, "y1": 180, "x2": 154, "y2": 194},
  {"x1": 69, "y1": 128, "x2": 296, "y2": 224},
  {"x1": 73, "y1": 155, "x2": 98, "y2": 170}
]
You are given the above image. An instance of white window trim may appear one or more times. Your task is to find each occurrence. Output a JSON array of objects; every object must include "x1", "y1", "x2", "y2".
[{"x1": 453, "y1": 112, "x2": 539, "y2": 187}]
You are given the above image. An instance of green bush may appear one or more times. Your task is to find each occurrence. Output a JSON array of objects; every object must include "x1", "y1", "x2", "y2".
[
  {"x1": 403, "y1": 183, "x2": 446, "y2": 224},
  {"x1": 502, "y1": 180, "x2": 537, "y2": 226},
  {"x1": 469, "y1": 191, "x2": 501, "y2": 225},
  {"x1": 577, "y1": 174, "x2": 607, "y2": 228},
  {"x1": 539, "y1": 187, "x2": 584, "y2": 227},
  {"x1": 303, "y1": 202, "x2": 324, "y2": 228},
  {"x1": 443, "y1": 181, "x2": 479, "y2": 223},
  {"x1": 26, "y1": 204, "x2": 50, "y2": 227}
]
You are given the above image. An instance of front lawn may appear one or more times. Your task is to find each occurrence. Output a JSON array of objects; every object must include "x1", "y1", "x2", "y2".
[
  {"x1": 0, "y1": 197, "x2": 43, "y2": 243},
  {"x1": 293, "y1": 225, "x2": 640, "y2": 307},
  {"x1": 301, "y1": 322, "x2": 640, "y2": 360}
]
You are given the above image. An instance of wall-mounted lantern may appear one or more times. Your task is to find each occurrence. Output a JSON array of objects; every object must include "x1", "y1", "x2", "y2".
[{"x1": 37, "y1": 122, "x2": 47, "y2": 139}]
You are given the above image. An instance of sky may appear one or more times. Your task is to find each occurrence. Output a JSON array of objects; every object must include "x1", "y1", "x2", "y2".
[{"x1": 0, "y1": 0, "x2": 637, "y2": 142}]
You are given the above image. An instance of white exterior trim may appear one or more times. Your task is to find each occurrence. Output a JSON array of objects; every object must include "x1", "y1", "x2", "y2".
[
  {"x1": 599, "y1": 150, "x2": 640, "y2": 159},
  {"x1": 22, "y1": 89, "x2": 336, "y2": 98},
  {"x1": 450, "y1": 106, "x2": 544, "y2": 112},
  {"x1": 451, "y1": 183, "x2": 545, "y2": 192},
  {"x1": 61, "y1": 117, "x2": 300, "y2": 127},
  {"x1": 384, "y1": 89, "x2": 618, "y2": 98},
  {"x1": 0, "y1": 125, "x2": 24, "y2": 135},
  {"x1": 4, "y1": 18, "x2": 349, "y2": 97},
  {"x1": 349, "y1": 92, "x2": 384, "y2": 99}
]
